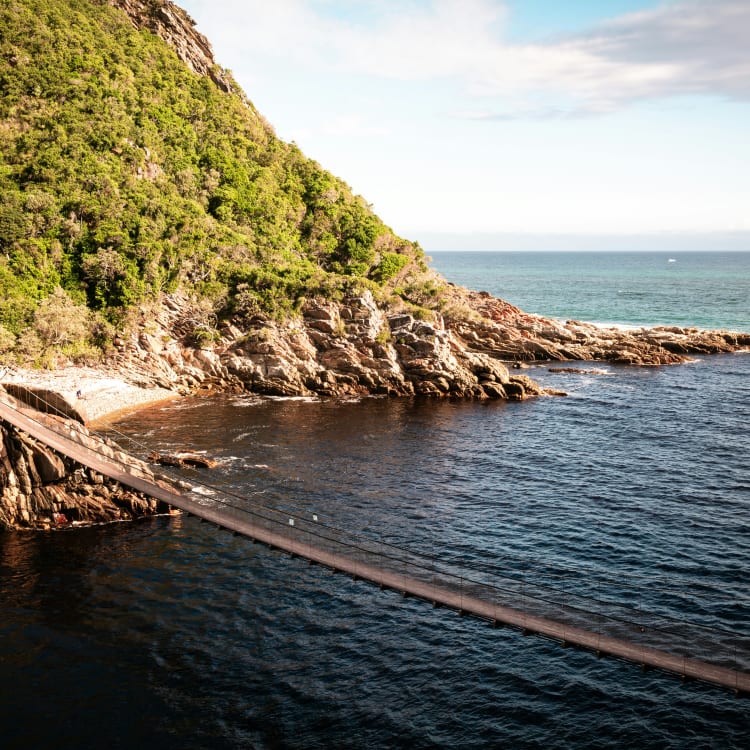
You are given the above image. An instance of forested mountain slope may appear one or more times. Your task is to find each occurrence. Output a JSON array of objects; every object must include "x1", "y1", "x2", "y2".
[{"x1": 0, "y1": 0, "x2": 428, "y2": 364}]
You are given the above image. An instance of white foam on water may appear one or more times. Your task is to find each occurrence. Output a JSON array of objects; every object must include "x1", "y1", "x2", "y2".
[
  {"x1": 232, "y1": 431, "x2": 255, "y2": 442},
  {"x1": 189, "y1": 486, "x2": 216, "y2": 497},
  {"x1": 266, "y1": 395, "x2": 320, "y2": 403},
  {"x1": 229, "y1": 396, "x2": 265, "y2": 408}
]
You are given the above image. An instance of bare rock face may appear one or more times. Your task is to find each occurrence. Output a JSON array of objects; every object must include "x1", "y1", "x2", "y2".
[
  {"x1": 0, "y1": 416, "x2": 170, "y2": 530},
  {"x1": 109, "y1": 0, "x2": 233, "y2": 92},
  {"x1": 106, "y1": 284, "x2": 750, "y2": 405},
  {"x1": 109, "y1": 290, "x2": 564, "y2": 401}
]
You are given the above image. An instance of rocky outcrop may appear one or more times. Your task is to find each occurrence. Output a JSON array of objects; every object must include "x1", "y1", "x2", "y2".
[
  {"x1": 103, "y1": 286, "x2": 750, "y2": 404},
  {"x1": 109, "y1": 0, "x2": 234, "y2": 93},
  {"x1": 0, "y1": 412, "x2": 172, "y2": 530},
  {"x1": 451, "y1": 289, "x2": 750, "y2": 365},
  {"x1": 108, "y1": 291, "x2": 558, "y2": 401}
]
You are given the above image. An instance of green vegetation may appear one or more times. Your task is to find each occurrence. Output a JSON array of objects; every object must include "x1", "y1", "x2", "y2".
[{"x1": 0, "y1": 0, "x2": 428, "y2": 364}]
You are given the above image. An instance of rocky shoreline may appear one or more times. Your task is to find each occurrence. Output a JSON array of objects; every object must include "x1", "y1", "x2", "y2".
[
  {"x1": 1, "y1": 286, "x2": 748, "y2": 531},
  {"x1": 4, "y1": 0, "x2": 747, "y2": 532},
  {"x1": 0, "y1": 393, "x2": 177, "y2": 530},
  {"x1": 3, "y1": 287, "x2": 748, "y2": 420},
  {"x1": 0, "y1": 370, "x2": 182, "y2": 532},
  {"x1": 103, "y1": 286, "x2": 750, "y2": 403}
]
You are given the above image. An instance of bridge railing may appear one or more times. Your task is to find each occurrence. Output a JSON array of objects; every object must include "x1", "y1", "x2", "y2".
[
  {"x1": 184, "y1": 489, "x2": 750, "y2": 677},
  {"x1": 3, "y1": 388, "x2": 748, "y2": 688}
]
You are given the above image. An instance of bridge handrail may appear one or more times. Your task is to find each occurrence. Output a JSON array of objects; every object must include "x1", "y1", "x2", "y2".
[{"x1": 1, "y1": 389, "x2": 749, "y2": 693}]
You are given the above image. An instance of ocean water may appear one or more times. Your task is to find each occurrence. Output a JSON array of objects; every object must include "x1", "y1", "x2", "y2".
[
  {"x1": 429, "y1": 251, "x2": 750, "y2": 330},
  {"x1": 2, "y1": 252, "x2": 750, "y2": 749}
]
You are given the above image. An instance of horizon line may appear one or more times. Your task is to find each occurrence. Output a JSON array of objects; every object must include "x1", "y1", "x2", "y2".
[{"x1": 412, "y1": 230, "x2": 750, "y2": 253}]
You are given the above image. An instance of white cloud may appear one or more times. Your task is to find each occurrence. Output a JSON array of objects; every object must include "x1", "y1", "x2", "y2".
[
  {"x1": 539, "y1": 0, "x2": 750, "y2": 108},
  {"x1": 187, "y1": 0, "x2": 750, "y2": 114}
]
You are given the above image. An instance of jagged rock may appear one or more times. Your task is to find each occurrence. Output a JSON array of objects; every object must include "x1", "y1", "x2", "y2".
[
  {"x1": 97, "y1": 284, "x2": 749, "y2": 405},
  {"x1": 148, "y1": 451, "x2": 218, "y2": 469},
  {"x1": 0, "y1": 417, "x2": 172, "y2": 530},
  {"x1": 110, "y1": 0, "x2": 234, "y2": 93},
  {"x1": 480, "y1": 382, "x2": 507, "y2": 399},
  {"x1": 389, "y1": 314, "x2": 415, "y2": 331},
  {"x1": 505, "y1": 375, "x2": 539, "y2": 400}
]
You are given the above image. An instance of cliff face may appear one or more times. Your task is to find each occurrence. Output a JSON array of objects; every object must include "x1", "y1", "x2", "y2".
[
  {"x1": 109, "y1": 0, "x2": 234, "y2": 92},
  {"x1": 109, "y1": 290, "x2": 556, "y2": 400},
  {"x1": 105, "y1": 286, "x2": 750, "y2": 402},
  {"x1": 0, "y1": 410, "x2": 170, "y2": 530}
]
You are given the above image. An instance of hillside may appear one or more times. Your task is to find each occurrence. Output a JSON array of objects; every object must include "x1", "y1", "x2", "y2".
[
  {"x1": 0, "y1": 0, "x2": 432, "y2": 362},
  {"x1": 1, "y1": 0, "x2": 747, "y2": 402}
]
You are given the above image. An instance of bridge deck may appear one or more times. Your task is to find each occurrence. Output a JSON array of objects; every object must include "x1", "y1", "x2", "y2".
[{"x1": 1, "y1": 396, "x2": 748, "y2": 695}]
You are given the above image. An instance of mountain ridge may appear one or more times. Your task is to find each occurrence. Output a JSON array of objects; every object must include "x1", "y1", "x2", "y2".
[
  {"x1": 110, "y1": 0, "x2": 235, "y2": 93},
  {"x1": 0, "y1": 0, "x2": 747, "y2": 401}
]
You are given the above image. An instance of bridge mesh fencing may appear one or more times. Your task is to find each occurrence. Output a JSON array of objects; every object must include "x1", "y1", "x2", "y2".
[
  {"x1": 2, "y1": 387, "x2": 748, "y2": 686},
  {"x1": 186, "y1": 489, "x2": 750, "y2": 677}
]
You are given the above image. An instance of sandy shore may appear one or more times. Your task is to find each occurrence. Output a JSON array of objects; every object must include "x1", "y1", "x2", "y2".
[{"x1": 0, "y1": 365, "x2": 179, "y2": 424}]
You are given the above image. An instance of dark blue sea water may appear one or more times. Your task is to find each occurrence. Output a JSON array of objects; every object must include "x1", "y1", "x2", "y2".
[{"x1": 2, "y1": 253, "x2": 749, "y2": 748}]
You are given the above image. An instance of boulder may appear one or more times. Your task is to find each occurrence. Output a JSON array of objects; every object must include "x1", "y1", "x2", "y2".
[{"x1": 32, "y1": 445, "x2": 67, "y2": 484}]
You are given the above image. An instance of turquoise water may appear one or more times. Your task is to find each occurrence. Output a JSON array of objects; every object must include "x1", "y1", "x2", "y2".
[{"x1": 429, "y1": 251, "x2": 750, "y2": 331}]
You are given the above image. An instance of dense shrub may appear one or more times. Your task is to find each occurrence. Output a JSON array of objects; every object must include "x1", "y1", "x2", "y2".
[{"x1": 0, "y1": 0, "x2": 430, "y2": 361}]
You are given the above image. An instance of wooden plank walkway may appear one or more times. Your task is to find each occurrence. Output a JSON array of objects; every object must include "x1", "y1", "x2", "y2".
[{"x1": 1, "y1": 395, "x2": 748, "y2": 695}]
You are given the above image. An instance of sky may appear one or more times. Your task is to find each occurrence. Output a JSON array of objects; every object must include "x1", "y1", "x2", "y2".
[{"x1": 178, "y1": 0, "x2": 750, "y2": 251}]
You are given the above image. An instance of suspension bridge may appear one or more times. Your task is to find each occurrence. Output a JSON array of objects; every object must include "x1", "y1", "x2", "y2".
[{"x1": 1, "y1": 389, "x2": 749, "y2": 696}]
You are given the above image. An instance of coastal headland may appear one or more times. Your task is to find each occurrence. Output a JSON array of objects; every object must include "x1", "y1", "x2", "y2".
[
  {"x1": 2, "y1": 283, "x2": 748, "y2": 531},
  {"x1": 1, "y1": 0, "x2": 749, "y2": 530},
  {"x1": 9, "y1": 284, "x2": 747, "y2": 409}
]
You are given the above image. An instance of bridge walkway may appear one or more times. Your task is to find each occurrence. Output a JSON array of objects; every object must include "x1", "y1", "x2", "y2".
[{"x1": 1, "y1": 395, "x2": 748, "y2": 695}]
